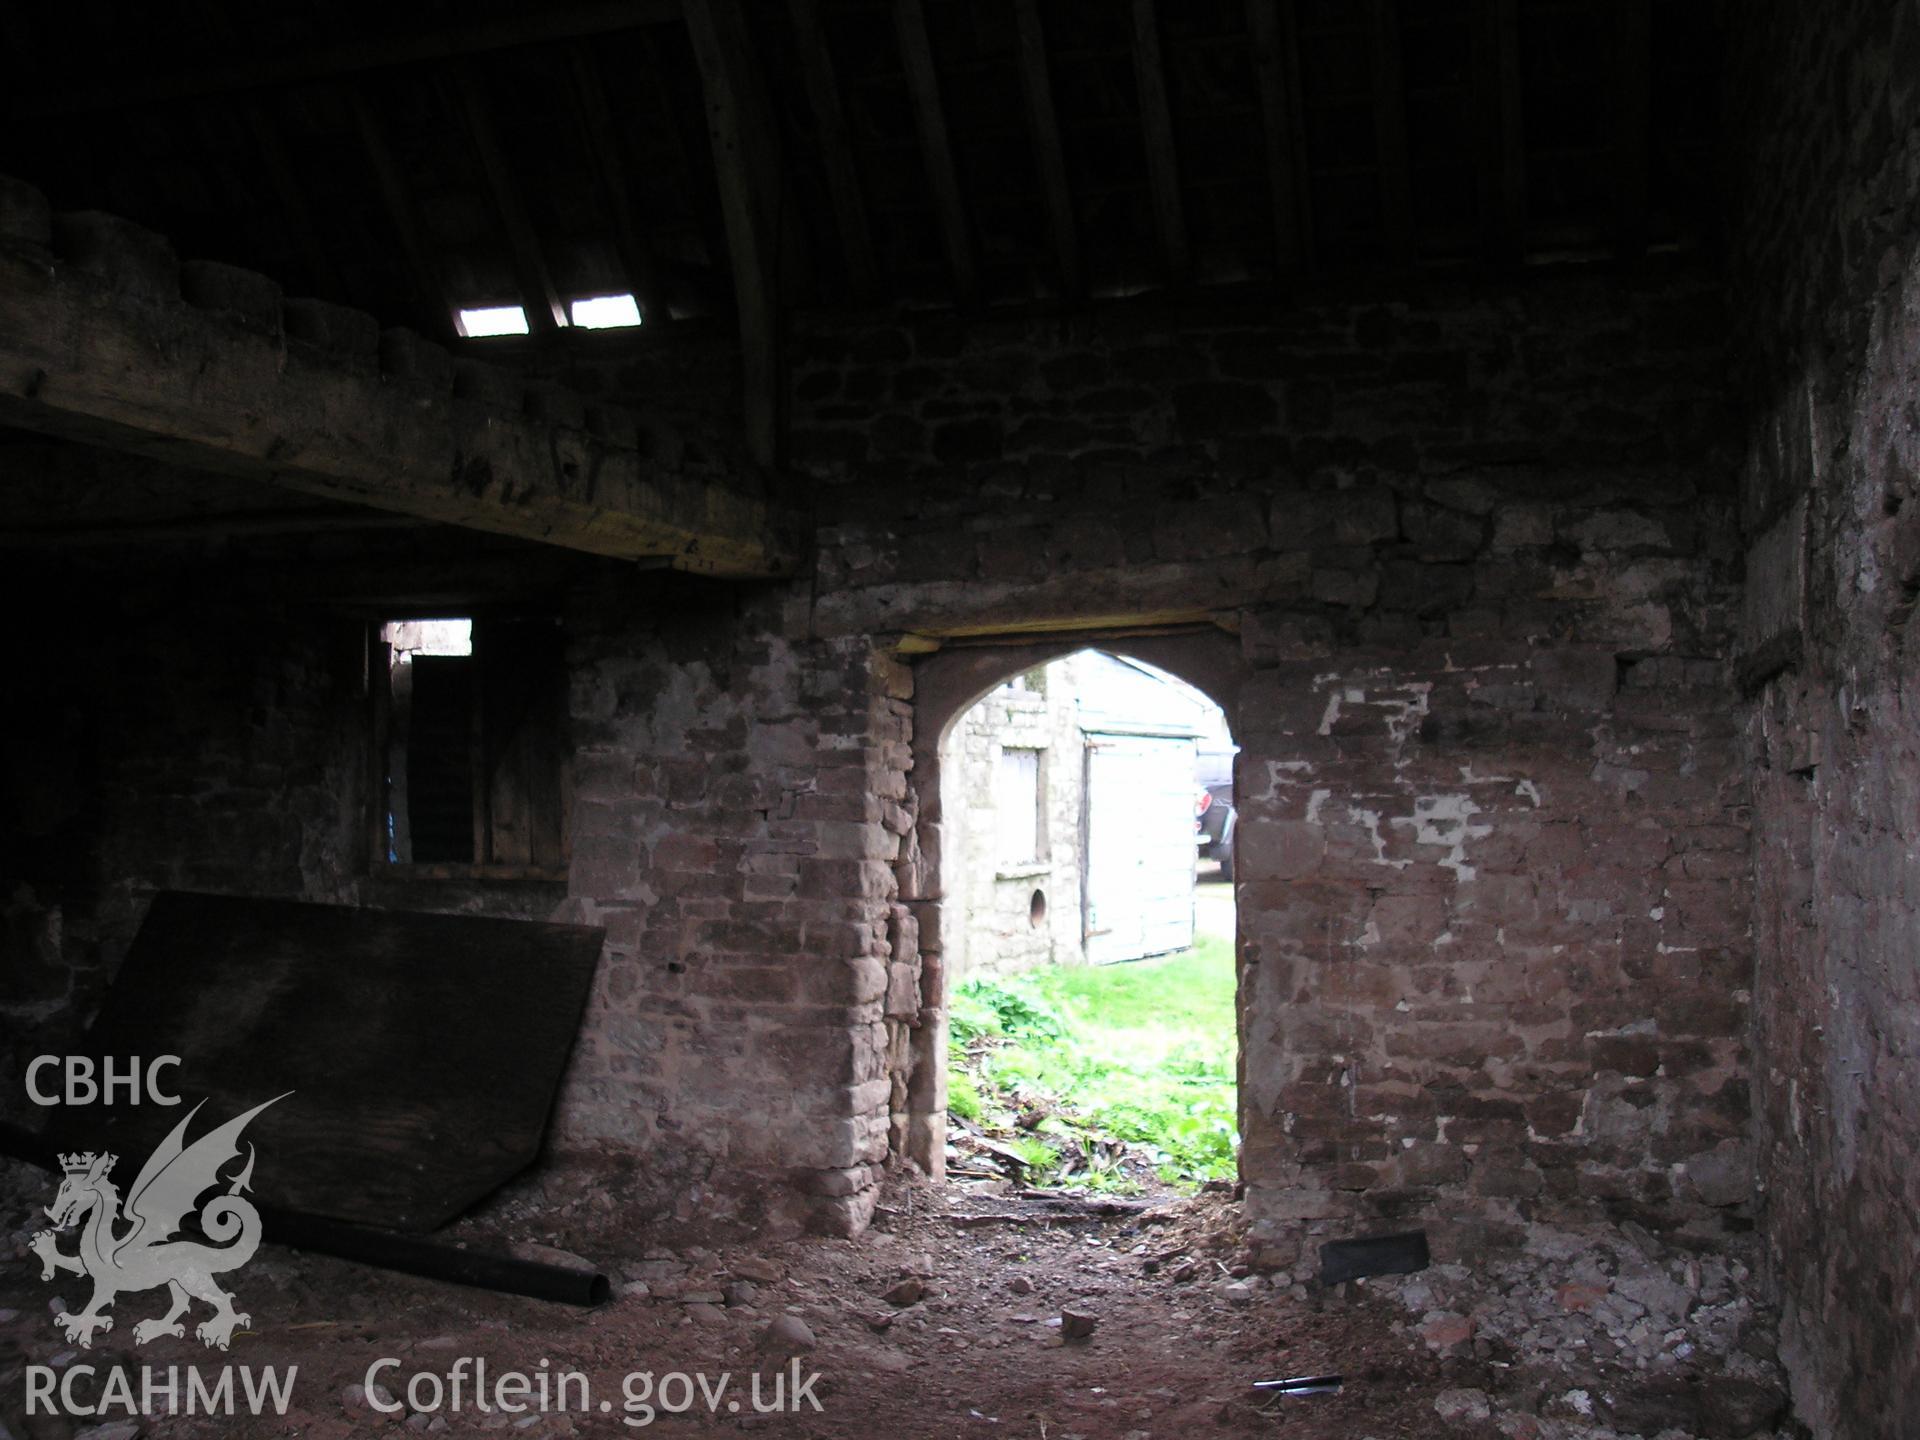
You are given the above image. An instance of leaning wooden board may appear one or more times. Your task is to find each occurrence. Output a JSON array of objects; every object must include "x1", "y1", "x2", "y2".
[{"x1": 54, "y1": 891, "x2": 604, "y2": 1232}]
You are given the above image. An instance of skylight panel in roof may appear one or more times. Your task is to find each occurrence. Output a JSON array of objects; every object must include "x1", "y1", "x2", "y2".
[
  {"x1": 457, "y1": 305, "x2": 530, "y2": 337},
  {"x1": 570, "y1": 294, "x2": 642, "y2": 329}
]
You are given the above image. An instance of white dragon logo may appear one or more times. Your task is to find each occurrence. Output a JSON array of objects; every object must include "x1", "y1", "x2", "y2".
[{"x1": 29, "y1": 1095, "x2": 286, "y2": 1351}]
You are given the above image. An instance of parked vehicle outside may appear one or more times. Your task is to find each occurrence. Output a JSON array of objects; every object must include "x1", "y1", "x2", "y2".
[{"x1": 1194, "y1": 748, "x2": 1236, "y2": 880}]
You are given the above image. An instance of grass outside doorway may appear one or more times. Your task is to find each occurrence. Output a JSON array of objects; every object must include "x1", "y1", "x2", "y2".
[{"x1": 945, "y1": 930, "x2": 1238, "y2": 1194}]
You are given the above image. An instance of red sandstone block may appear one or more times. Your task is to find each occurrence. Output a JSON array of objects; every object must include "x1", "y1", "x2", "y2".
[
  {"x1": 1238, "y1": 883, "x2": 1370, "y2": 942},
  {"x1": 796, "y1": 857, "x2": 892, "y2": 900},
  {"x1": 1285, "y1": 1013, "x2": 1379, "y2": 1052},
  {"x1": 1275, "y1": 1080, "x2": 1356, "y2": 1120},
  {"x1": 1237, "y1": 819, "x2": 1325, "y2": 880},
  {"x1": 707, "y1": 965, "x2": 800, "y2": 1004},
  {"x1": 1351, "y1": 1079, "x2": 1440, "y2": 1112},
  {"x1": 1590, "y1": 1036, "x2": 1661, "y2": 1076},
  {"x1": 1313, "y1": 963, "x2": 1406, "y2": 1008},
  {"x1": 663, "y1": 759, "x2": 710, "y2": 805},
  {"x1": 1321, "y1": 1161, "x2": 1382, "y2": 1190},
  {"x1": 1287, "y1": 1116, "x2": 1385, "y2": 1149},
  {"x1": 1385, "y1": 1142, "x2": 1467, "y2": 1186},
  {"x1": 1367, "y1": 892, "x2": 1448, "y2": 945},
  {"x1": 787, "y1": 794, "x2": 883, "y2": 829},
  {"x1": 1582, "y1": 821, "x2": 1673, "y2": 867},
  {"x1": 1386, "y1": 1022, "x2": 1526, "y2": 1064},
  {"x1": 1557, "y1": 1281, "x2": 1609, "y2": 1313},
  {"x1": 883, "y1": 963, "x2": 919, "y2": 1020},
  {"x1": 1421, "y1": 1313, "x2": 1475, "y2": 1349},
  {"x1": 651, "y1": 870, "x2": 732, "y2": 902},
  {"x1": 1658, "y1": 990, "x2": 1747, "y2": 1038},
  {"x1": 692, "y1": 916, "x2": 808, "y2": 952},
  {"x1": 653, "y1": 833, "x2": 722, "y2": 872}
]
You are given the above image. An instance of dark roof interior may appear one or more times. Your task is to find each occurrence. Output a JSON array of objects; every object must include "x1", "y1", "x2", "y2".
[{"x1": 1, "y1": 0, "x2": 1721, "y2": 341}]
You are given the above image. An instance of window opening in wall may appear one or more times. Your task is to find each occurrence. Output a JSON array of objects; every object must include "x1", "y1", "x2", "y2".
[
  {"x1": 996, "y1": 747, "x2": 1043, "y2": 866},
  {"x1": 937, "y1": 648, "x2": 1239, "y2": 1197},
  {"x1": 373, "y1": 614, "x2": 569, "y2": 877}
]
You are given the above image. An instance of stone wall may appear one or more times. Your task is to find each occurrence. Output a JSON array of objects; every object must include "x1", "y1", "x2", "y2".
[
  {"x1": 0, "y1": 520, "x2": 916, "y2": 1238},
  {"x1": 0, "y1": 565, "x2": 365, "y2": 1078},
  {"x1": 553, "y1": 569, "x2": 914, "y2": 1234},
  {"x1": 942, "y1": 668, "x2": 1084, "y2": 981},
  {"x1": 1727, "y1": 2, "x2": 1920, "y2": 1433},
  {"x1": 792, "y1": 268, "x2": 1753, "y2": 1257},
  {"x1": 2, "y1": 254, "x2": 1767, "y2": 1266}
]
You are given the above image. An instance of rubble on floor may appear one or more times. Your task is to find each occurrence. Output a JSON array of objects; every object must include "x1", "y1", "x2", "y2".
[
  {"x1": 0, "y1": 1160, "x2": 1803, "y2": 1439},
  {"x1": 1364, "y1": 1222, "x2": 1791, "y2": 1440}
]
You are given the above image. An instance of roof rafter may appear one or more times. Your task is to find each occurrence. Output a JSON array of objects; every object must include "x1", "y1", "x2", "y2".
[
  {"x1": 1613, "y1": 0, "x2": 1651, "y2": 257},
  {"x1": 1472, "y1": 0, "x2": 1526, "y2": 262},
  {"x1": 21, "y1": 1, "x2": 683, "y2": 117},
  {"x1": 1368, "y1": 0, "x2": 1415, "y2": 265},
  {"x1": 895, "y1": 0, "x2": 978, "y2": 309},
  {"x1": 1130, "y1": 0, "x2": 1190, "y2": 285},
  {"x1": 243, "y1": 99, "x2": 349, "y2": 301},
  {"x1": 684, "y1": 0, "x2": 785, "y2": 467},
  {"x1": 1014, "y1": 0, "x2": 1081, "y2": 300},
  {"x1": 345, "y1": 88, "x2": 457, "y2": 339},
  {"x1": 788, "y1": 0, "x2": 883, "y2": 304},
  {"x1": 450, "y1": 64, "x2": 567, "y2": 332},
  {"x1": 1246, "y1": 0, "x2": 1312, "y2": 271},
  {"x1": 566, "y1": 45, "x2": 671, "y2": 326}
]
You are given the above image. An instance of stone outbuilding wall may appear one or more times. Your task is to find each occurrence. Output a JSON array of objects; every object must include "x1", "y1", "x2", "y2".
[{"x1": 941, "y1": 667, "x2": 1084, "y2": 982}]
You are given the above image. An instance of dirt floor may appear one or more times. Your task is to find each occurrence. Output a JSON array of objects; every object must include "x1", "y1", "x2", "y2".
[
  {"x1": 0, "y1": 1181, "x2": 1447, "y2": 1439},
  {"x1": 0, "y1": 1157, "x2": 1794, "y2": 1440}
]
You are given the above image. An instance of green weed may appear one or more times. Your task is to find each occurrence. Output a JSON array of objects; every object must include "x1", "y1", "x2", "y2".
[{"x1": 946, "y1": 933, "x2": 1239, "y2": 1191}]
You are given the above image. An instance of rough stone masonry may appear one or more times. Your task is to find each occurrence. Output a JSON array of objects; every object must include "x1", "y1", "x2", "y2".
[
  {"x1": 7, "y1": 5, "x2": 1920, "y2": 1422},
  {"x1": 795, "y1": 268, "x2": 1752, "y2": 1264},
  {"x1": 1730, "y1": 2, "x2": 1920, "y2": 1435},
  {"x1": 1, "y1": 201, "x2": 1754, "y2": 1257}
]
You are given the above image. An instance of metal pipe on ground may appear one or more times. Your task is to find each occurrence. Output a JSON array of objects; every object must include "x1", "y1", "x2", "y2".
[{"x1": 0, "y1": 1120, "x2": 610, "y2": 1307}]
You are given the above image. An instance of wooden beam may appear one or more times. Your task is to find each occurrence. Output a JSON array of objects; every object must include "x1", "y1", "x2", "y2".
[
  {"x1": 787, "y1": 0, "x2": 882, "y2": 304},
  {"x1": 1472, "y1": 0, "x2": 1526, "y2": 262},
  {"x1": 0, "y1": 239, "x2": 794, "y2": 576},
  {"x1": 0, "y1": 509, "x2": 427, "y2": 548},
  {"x1": 243, "y1": 100, "x2": 350, "y2": 301},
  {"x1": 1246, "y1": 0, "x2": 1311, "y2": 271},
  {"x1": 683, "y1": 0, "x2": 784, "y2": 468},
  {"x1": 21, "y1": 1, "x2": 684, "y2": 117},
  {"x1": 346, "y1": 89, "x2": 457, "y2": 338},
  {"x1": 1013, "y1": 0, "x2": 1081, "y2": 299},
  {"x1": 1613, "y1": 0, "x2": 1651, "y2": 257},
  {"x1": 451, "y1": 65, "x2": 567, "y2": 332},
  {"x1": 894, "y1": 0, "x2": 979, "y2": 308},
  {"x1": 1368, "y1": 0, "x2": 1414, "y2": 265},
  {"x1": 1130, "y1": 0, "x2": 1189, "y2": 285},
  {"x1": 566, "y1": 46, "x2": 670, "y2": 326}
]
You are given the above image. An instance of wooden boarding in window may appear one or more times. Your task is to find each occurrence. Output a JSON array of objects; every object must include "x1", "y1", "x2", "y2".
[
  {"x1": 48, "y1": 891, "x2": 604, "y2": 1232},
  {"x1": 374, "y1": 615, "x2": 570, "y2": 874},
  {"x1": 475, "y1": 617, "x2": 569, "y2": 869}
]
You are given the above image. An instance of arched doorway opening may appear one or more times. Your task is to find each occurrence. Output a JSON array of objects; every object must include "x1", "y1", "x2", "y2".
[{"x1": 899, "y1": 631, "x2": 1248, "y2": 1194}]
